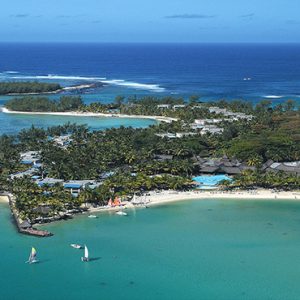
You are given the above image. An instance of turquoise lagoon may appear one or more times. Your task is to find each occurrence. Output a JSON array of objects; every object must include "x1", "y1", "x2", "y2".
[
  {"x1": 1, "y1": 199, "x2": 300, "y2": 300},
  {"x1": 0, "y1": 111, "x2": 156, "y2": 135}
]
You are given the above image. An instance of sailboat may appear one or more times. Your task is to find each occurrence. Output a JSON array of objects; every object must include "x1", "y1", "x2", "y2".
[
  {"x1": 81, "y1": 245, "x2": 89, "y2": 262},
  {"x1": 26, "y1": 247, "x2": 38, "y2": 264}
]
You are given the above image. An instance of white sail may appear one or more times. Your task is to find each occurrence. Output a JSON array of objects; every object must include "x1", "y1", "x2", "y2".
[
  {"x1": 26, "y1": 247, "x2": 38, "y2": 264},
  {"x1": 84, "y1": 245, "x2": 89, "y2": 259}
]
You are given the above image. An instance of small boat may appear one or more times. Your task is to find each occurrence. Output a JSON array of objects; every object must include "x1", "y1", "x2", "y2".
[
  {"x1": 25, "y1": 247, "x2": 38, "y2": 264},
  {"x1": 81, "y1": 245, "x2": 89, "y2": 262},
  {"x1": 70, "y1": 244, "x2": 82, "y2": 249},
  {"x1": 88, "y1": 215, "x2": 97, "y2": 218},
  {"x1": 116, "y1": 211, "x2": 128, "y2": 216}
]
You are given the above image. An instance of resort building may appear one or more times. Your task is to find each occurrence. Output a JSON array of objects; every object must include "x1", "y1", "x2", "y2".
[
  {"x1": 20, "y1": 151, "x2": 41, "y2": 165},
  {"x1": 208, "y1": 107, "x2": 253, "y2": 120},
  {"x1": 52, "y1": 135, "x2": 73, "y2": 148},
  {"x1": 208, "y1": 107, "x2": 227, "y2": 114},
  {"x1": 263, "y1": 160, "x2": 300, "y2": 175},
  {"x1": 200, "y1": 125, "x2": 224, "y2": 135},
  {"x1": 63, "y1": 180, "x2": 101, "y2": 196},
  {"x1": 10, "y1": 168, "x2": 37, "y2": 179},
  {"x1": 156, "y1": 132, "x2": 197, "y2": 139},
  {"x1": 173, "y1": 104, "x2": 186, "y2": 110},
  {"x1": 157, "y1": 104, "x2": 171, "y2": 109},
  {"x1": 37, "y1": 178, "x2": 64, "y2": 187},
  {"x1": 193, "y1": 156, "x2": 255, "y2": 175}
]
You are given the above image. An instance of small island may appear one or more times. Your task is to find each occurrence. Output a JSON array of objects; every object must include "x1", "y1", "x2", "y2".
[
  {"x1": 0, "y1": 81, "x2": 104, "y2": 96},
  {"x1": 0, "y1": 81, "x2": 62, "y2": 95},
  {"x1": 1, "y1": 94, "x2": 299, "y2": 236}
]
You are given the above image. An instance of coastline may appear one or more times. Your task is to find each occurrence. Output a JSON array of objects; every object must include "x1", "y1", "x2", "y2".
[
  {"x1": 3, "y1": 189, "x2": 300, "y2": 233},
  {"x1": 1, "y1": 107, "x2": 177, "y2": 123},
  {"x1": 87, "y1": 189, "x2": 300, "y2": 214},
  {"x1": 4, "y1": 83, "x2": 100, "y2": 96}
]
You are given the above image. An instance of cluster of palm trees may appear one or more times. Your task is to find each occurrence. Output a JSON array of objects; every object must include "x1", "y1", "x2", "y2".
[
  {"x1": 78, "y1": 172, "x2": 193, "y2": 206},
  {"x1": 1, "y1": 97, "x2": 299, "y2": 223},
  {"x1": 5, "y1": 96, "x2": 83, "y2": 112},
  {"x1": 11, "y1": 177, "x2": 82, "y2": 221},
  {"x1": 39, "y1": 124, "x2": 215, "y2": 180},
  {"x1": 222, "y1": 170, "x2": 300, "y2": 190}
]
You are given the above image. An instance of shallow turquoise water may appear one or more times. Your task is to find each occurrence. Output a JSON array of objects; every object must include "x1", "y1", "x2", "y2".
[
  {"x1": 1, "y1": 199, "x2": 300, "y2": 300},
  {"x1": 0, "y1": 111, "x2": 156, "y2": 135}
]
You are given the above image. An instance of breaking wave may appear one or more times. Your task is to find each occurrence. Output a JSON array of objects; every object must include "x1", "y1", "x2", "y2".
[
  {"x1": 1, "y1": 73, "x2": 165, "y2": 92},
  {"x1": 102, "y1": 79, "x2": 165, "y2": 92},
  {"x1": 9, "y1": 74, "x2": 106, "y2": 81},
  {"x1": 264, "y1": 95, "x2": 284, "y2": 99},
  {"x1": 2, "y1": 71, "x2": 20, "y2": 74}
]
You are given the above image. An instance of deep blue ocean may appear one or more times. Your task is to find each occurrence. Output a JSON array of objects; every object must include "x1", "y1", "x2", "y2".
[
  {"x1": 0, "y1": 43, "x2": 299, "y2": 134},
  {"x1": 1, "y1": 43, "x2": 300, "y2": 103}
]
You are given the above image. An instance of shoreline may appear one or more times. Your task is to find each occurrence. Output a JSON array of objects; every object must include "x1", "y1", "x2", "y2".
[
  {"x1": 145, "y1": 189, "x2": 300, "y2": 205},
  {"x1": 2, "y1": 189, "x2": 300, "y2": 234},
  {"x1": 1, "y1": 107, "x2": 177, "y2": 123},
  {"x1": 85, "y1": 189, "x2": 300, "y2": 214}
]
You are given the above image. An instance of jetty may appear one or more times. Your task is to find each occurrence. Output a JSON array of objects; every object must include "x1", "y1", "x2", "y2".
[{"x1": 7, "y1": 194, "x2": 53, "y2": 237}]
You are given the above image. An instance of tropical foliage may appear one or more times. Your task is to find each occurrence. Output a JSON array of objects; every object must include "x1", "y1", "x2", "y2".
[
  {"x1": 0, "y1": 81, "x2": 61, "y2": 95},
  {"x1": 5, "y1": 96, "x2": 83, "y2": 112},
  {"x1": 1, "y1": 96, "x2": 299, "y2": 223}
]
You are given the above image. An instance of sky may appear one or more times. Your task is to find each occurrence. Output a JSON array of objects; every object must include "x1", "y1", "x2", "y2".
[{"x1": 1, "y1": 0, "x2": 300, "y2": 43}]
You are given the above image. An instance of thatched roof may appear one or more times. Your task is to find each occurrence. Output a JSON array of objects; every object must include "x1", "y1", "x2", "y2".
[
  {"x1": 262, "y1": 159, "x2": 274, "y2": 170},
  {"x1": 220, "y1": 166, "x2": 242, "y2": 175},
  {"x1": 238, "y1": 164, "x2": 256, "y2": 171},
  {"x1": 199, "y1": 166, "x2": 219, "y2": 173}
]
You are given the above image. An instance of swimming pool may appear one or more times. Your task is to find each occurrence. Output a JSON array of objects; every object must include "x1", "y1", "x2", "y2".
[{"x1": 192, "y1": 175, "x2": 232, "y2": 189}]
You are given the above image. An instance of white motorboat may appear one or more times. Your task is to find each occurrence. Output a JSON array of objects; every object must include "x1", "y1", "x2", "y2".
[
  {"x1": 70, "y1": 244, "x2": 82, "y2": 249},
  {"x1": 116, "y1": 211, "x2": 128, "y2": 216},
  {"x1": 88, "y1": 215, "x2": 97, "y2": 218}
]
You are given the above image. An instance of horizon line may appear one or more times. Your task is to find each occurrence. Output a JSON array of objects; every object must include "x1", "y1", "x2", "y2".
[{"x1": 0, "y1": 41, "x2": 300, "y2": 44}]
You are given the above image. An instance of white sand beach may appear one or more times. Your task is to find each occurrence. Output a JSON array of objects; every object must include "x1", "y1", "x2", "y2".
[
  {"x1": 87, "y1": 189, "x2": 300, "y2": 214},
  {"x1": 1, "y1": 107, "x2": 177, "y2": 123},
  {"x1": 143, "y1": 189, "x2": 300, "y2": 207},
  {"x1": 0, "y1": 196, "x2": 9, "y2": 203}
]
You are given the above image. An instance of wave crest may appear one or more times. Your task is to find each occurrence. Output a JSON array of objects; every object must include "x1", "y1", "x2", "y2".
[
  {"x1": 1, "y1": 73, "x2": 165, "y2": 92},
  {"x1": 10, "y1": 74, "x2": 106, "y2": 81},
  {"x1": 102, "y1": 79, "x2": 165, "y2": 92},
  {"x1": 264, "y1": 95, "x2": 284, "y2": 99}
]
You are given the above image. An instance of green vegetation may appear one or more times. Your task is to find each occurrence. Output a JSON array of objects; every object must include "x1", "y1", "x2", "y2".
[
  {"x1": 0, "y1": 81, "x2": 61, "y2": 95},
  {"x1": 1, "y1": 96, "x2": 299, "y2": 223},
  {"x1": 11, "y1": 177, "x2": 81, "y2": 221},
  {"x1": 222, "y1": 169, "x2": 300, "y2": 190},
  {"x1": 5, "y1": 96, "x2": 84, "y2": 112}
]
